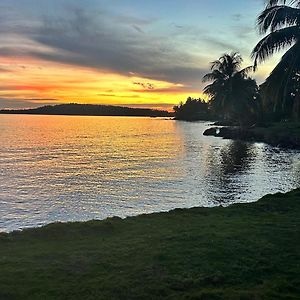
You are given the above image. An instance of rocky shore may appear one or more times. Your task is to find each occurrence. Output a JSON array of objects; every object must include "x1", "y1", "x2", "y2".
[{"x1": 204, "y1": 123, "x2": 300, "y2": 149}]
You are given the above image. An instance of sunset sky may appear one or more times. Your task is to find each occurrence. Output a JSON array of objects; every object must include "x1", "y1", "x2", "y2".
[{"x1": 0, "y1": 0, "x2": 279, "y2": 110}]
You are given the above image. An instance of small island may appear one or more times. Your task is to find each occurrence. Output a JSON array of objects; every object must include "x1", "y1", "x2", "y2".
[{"x1": 0, "y1": 103, "x2": 172, "y2": 118}]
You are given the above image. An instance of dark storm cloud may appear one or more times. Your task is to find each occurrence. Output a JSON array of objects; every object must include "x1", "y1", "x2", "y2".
[
  {"x1": 0, "y1": 3, "x2": 260, "y2": 90},
  {"x1": 0, "y1": 7, "x2": 208, "y2": 88},
  {"x1": 34, "y1": 9, "x2": 208, "y2": 85}
]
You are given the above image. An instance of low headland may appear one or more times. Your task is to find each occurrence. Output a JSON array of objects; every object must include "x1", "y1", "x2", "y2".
[
  {"x1": 1, "y1": 189, "x2": 299, "y2": 299},
  {"x1": 203, "y1": 122, "x2": 300, "y2": 149},
  {"x1": 0, "y1": 103, "x2": 173, "y2": 118}
]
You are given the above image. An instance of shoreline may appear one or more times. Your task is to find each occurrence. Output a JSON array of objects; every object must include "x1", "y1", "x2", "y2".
[
  {"x1": 0, "y1": 103, "x2": 173, "y2": 118},
  {"x1": 203, "y1": 122, "x2": 300, "y2": 149},
  {"x1": 1, "y1": 189, "x2": 299, "y2": 299}
]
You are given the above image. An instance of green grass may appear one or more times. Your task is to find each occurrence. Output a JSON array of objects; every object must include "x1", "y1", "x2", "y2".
[{"x1": 1, "y1": 189, "x2": 300, "y2": 300}]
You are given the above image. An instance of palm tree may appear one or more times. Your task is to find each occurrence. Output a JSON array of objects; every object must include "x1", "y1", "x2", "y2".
[
  {"x1": 252, "y1": 0, "x2": 300, "y2": 120},
  {"x1": 203, "y1": 53, "x2": 258, "y2": 125}
]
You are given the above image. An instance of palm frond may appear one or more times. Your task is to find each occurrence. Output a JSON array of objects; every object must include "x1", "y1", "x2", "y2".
[
  {"x1": 266, "y1": 0, "x2": 288, "y2": 8},
  {"x1": 261, "y1": 43, "x2": 300, "y2": 110},
  {"x1": 257, "y1": 5, "x2": 300, "y2": 34},
  {"x1": 203, "y1": 83, "x2": 217, "y2": 96},
  {"x1": 218, "y1": 52, "x2": 243, "y2": 76},
  {"x1": 252, "y1": 26, "x2": 299, "y2": 67},
  {"x1": 237, "y1": 66, "x2": 254, "y2": 78},
  {"x1": 210, "y1": 60, "x2": 222, "y2": 70},
  {"x1": 202, "y1": 70, "x2": 226, "y2": 82},
  {"x1": 266, "y1": 1, "x2": 300, "y2": 9},
  {"x1": 203, "y1": 52, "x2": 258, "y2": 119}
]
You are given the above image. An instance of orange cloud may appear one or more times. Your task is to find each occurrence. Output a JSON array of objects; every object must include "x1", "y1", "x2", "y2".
[{"x1": 0, "y1": 55, "x2": 202, "y2": 109}]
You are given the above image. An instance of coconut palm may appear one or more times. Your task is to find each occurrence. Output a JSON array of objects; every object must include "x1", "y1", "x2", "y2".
[
  {"x1": 203, "y1": 53, "x2": 258, "y2": 124},
  {"x1": 252, "y1": 0, "x2": 300, "y2": 120}
]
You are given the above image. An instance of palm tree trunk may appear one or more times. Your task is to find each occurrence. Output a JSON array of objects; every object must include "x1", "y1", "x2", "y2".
[{"x1": 292, "y1": 94, "x2": 300, "y2": 122}]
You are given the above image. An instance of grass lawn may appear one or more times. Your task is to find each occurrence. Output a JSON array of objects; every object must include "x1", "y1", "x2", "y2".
[{"x1": 0, "y1": 189, "x2": 299, "y2": 300}]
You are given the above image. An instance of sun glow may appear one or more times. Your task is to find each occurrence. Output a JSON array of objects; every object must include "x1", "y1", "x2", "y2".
[{"x1": 0, "y1": 56, "x2": 201, "y2": 111}]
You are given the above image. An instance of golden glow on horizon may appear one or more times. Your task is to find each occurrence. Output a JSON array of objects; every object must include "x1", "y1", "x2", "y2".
[
  {"x1": 1, "y1": 53, "x2": 272, "y2": 111},
  {"x1": 0, "y1": 56, "x2": 202, "y2": 111}
]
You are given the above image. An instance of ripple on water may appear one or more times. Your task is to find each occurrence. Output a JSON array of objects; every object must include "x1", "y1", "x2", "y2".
[{"x1": 0, "y1": 115, "x2": 299, "y2": 232}]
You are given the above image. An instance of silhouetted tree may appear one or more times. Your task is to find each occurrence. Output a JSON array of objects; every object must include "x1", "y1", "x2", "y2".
[
  {"x1": 252, "y1": 0, "x2": 300, "y2": 121},
  {"x1": 203, "y1": 53, "x2": 258, "y2": 125},
  {"x1": 173, "y1": 97, "x2": 210, "y2": 121}
]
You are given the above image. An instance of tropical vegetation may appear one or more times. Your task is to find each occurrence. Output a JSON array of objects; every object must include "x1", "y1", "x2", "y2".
[
  {"x1": 173, "y1": 97, "x2": 210, "y2": 121},
  {"x1": 252, "y1": 0, "x2": 300, "y2": 121},
  {"x1": 175, "y1": 0, "x2": 300, "y2": 124},
  {"x1": 202, "y1": 52, "x2": 258, "y2": 125},
  {"x1": 0, "y1": 104, "x2": 171, "y2": 118}
]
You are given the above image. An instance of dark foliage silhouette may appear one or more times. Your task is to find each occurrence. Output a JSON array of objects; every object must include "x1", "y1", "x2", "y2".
[
  {"x1": 173, "y1": 97, "x2": 210, "y2": 121},
  {"x1": 0, "y1": 104, "x2": 172, "y2": 118},
  {"x1": 252, "y1": 0, "x2": 300, "y2": 120},
  {"x1": 202, "y1": 53, "x2": 258, "y2": 125}
]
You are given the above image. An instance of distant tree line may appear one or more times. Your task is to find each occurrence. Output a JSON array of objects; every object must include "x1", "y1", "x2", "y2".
[
  {"x1": 0, "y1": 103, "x2": 172, "y2": 118},
  {"x1": 175, "y1": 0, "x2": 300, "y2": 125},
  {"x1": 173, "y1": 98, "x2": 210, "y2": 121}
]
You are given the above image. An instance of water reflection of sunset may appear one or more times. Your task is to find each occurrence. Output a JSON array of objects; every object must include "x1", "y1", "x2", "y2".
[{"x1": 1, "y1": 115, "x2": 299, "y2": 232}]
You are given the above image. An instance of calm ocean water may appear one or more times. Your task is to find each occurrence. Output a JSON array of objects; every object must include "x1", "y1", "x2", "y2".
[{"x1": 0, "y1": 115, "x2": 299, "y2": 232}]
